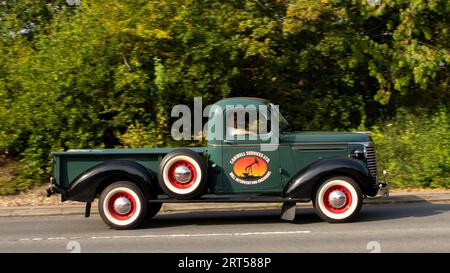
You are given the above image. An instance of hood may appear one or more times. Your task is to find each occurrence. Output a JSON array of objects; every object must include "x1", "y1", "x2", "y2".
[{"x1": 279, "y1": 131, "x2": 371, "y2": 144}]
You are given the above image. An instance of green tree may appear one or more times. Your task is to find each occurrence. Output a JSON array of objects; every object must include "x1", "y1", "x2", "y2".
[{"x1": 0, "y1": 0, "x2": 448, "y2": 193}]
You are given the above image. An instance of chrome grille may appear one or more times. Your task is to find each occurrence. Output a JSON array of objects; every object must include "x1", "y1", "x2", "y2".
[{"x1": 365, "y1": 146, "x2": 377, "y2": 179}]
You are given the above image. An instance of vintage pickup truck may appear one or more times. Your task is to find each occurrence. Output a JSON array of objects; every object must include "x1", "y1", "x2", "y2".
[{"x1": 47, "y1": 97, "x2": 388, "y2": 229}]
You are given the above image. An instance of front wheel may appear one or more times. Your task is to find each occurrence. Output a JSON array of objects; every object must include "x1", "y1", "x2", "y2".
[
  {"x1": 313, "y1": 176, "x2": 363, "y2": 223},
  {"x1": 98, "y1": 181, "x2": 148, "y2": 230}
]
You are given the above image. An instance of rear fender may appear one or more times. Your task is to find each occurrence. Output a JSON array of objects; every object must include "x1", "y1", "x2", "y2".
[{"x1": 63, "y1": 160, "x2": 156, "y2": 202}]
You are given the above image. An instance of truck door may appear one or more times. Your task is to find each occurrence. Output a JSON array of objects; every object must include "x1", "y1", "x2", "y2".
[{"x1": 220, "y1": 107, "x2": 282, "y2": 193}]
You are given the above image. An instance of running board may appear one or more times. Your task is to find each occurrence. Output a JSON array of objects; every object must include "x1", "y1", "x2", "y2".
[{"x1": 149, "y1": 194, "x2": 309, "y2": 203}]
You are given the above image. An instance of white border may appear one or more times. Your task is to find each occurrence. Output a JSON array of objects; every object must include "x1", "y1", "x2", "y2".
[
  {"x1": 102, "y1": 186, "x2": 142, "y2": 226},
  {"x1": 162, "y1": 155, "x2": 202, "y2": 195},
  {"x1": 317, "y1": 179, "x2": 359, "y2": 220}
]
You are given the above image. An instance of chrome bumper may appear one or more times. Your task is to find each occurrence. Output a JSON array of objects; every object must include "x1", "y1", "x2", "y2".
[
  {"x1": 376, "y1": 170, "x2": 390, "y2": 198},
  {"x1": 46, "y1": 177, "x2": 64, "y2": 197}
]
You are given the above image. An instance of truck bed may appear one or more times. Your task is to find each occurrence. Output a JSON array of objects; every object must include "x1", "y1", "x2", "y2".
[{"x1": 52, "y1": 147, "x2": 206, "y2": 188}]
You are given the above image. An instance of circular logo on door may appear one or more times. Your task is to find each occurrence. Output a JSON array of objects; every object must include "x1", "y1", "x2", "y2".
[{"x1": 229, "y1": 151, "x2": 271, "y2": 185}]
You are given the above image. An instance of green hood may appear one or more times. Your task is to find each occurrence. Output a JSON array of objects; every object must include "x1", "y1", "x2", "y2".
[{"x1": 280, "y1": 131, "x2": 371, "y2": 143}]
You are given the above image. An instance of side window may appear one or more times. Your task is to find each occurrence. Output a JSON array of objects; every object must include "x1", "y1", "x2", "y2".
[{"x1": 225, "y1": 109, "x2": 269, "y2": 138}]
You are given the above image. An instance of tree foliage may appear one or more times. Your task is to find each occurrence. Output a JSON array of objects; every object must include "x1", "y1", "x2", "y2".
[
  {"x1": 0, "y1": 0, "x2": 448, "y2": 193},
  {"x1": 372, "y1": 107, "x2": 449, "y2": 188}
]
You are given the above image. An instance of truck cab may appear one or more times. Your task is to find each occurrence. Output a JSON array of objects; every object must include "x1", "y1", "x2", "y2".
[
  {"x1": 48, "y1": 97, "x2": 389, "y2": 229},
  {"x1": 207, "y1": 98, "x2": 379, "y2": 195}
]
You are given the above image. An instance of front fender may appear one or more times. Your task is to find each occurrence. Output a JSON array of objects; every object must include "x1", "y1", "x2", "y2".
[
  {"x1": 283, "y1": 157, "x2": 378, "y2": 200},
  {"x1": 63, "y1": 160, "x2": 156, "y2": 202}
]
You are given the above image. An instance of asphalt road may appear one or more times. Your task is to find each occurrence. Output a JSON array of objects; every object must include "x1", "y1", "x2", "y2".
[{"x1": 1, "y1": 202, "x2": 450, "y2": 253}]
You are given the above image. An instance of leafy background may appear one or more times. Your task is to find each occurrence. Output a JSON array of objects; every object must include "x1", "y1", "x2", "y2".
[{"x1": 0, "y1": 0, "x2": 449, "y2": 194}]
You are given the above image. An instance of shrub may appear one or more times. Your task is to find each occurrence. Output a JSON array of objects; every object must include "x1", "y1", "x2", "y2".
[{"x1": 372, "y1": 107, "x2": 450, "y2": 189}]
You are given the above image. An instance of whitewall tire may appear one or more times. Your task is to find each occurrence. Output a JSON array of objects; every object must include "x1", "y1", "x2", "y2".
[
  {"x1": 98, "y1": 181, "x2": 147, "y2": 230},
  {"x1": 313, "y1": 176, "x2": 362, "y2": 223},
  {"x1": 158, "y1": 149, "x2": 207, "y2": 199}
]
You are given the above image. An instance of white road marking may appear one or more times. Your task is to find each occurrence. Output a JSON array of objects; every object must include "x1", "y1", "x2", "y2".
[
  {"x1": 14, "y1": 230, "x2": 311, "y2": 242},
  {"x1": 91, "y1": 230, "x2": 311, "y2": 240},
  {"x1": 15, "y1": 226, "x2": 450, "y2": 243},
  {"x1": 47, "y1": 237, "x2": 67, "y2": 240}
]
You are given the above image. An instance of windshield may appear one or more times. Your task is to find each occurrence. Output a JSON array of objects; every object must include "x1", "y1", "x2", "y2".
[{"x1": 269, "y1": 103, "x2": 291, "y2": 132}]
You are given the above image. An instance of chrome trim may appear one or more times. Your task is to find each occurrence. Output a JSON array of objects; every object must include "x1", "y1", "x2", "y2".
[
  {"x1": 291, "y1": 147, "x2": 347, "y2": 151},
  {"x1": 349, "y1": 142, "x2": 378, "y2": 180},
  {"x1": 365, "y1": 145, "x2": 377, "y2": 180},
  {"x1": 351, "y1": 142, "x2": 389, "y2": 199},
  {"x1": 208, "y1": 142, "x2": 351, "y2": 147},
  {"x1": 174, "y1": 166, "x2": 192, "y2": 183},
  {"x1": 367, "y1": 170, "x2": 390, "y2": 199},
  {"x1": 208, "y1": 143, "x2": 284, "y2": 147},
  {"x1": 376, "y1": 170, "x2": 390, "y2": 197},
  {"x1": 208, "y1": 141, "x2": 375, "y2": 147},
  {"x1": 290, "y1": 142, "x2": 349, "y2": 146},
  {"x1": 113, "y1": 197, "x2": 132, "y2": 215},
  {"x1": 354, "y1": 131, "x2": 371, "y2": 135},
  {"x1": 348, "y1": 141, "x2": 374, "y2": 147},
  {"x1": 329, "y1": 190, "x2": 347, "y2": 208}
]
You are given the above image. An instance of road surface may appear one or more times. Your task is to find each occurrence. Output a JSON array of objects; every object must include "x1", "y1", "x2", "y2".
[{"x1": 1, "y1": 202, "x2": 449, "y2": 253}]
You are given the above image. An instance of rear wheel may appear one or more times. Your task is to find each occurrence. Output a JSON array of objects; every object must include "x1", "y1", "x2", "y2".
[
  {"x1": 313, "y1": 176, "x2": 362, "y2": 223},
  {"x1": 158, "y1": 149, "x2": 207, "y2": 199},
  {"x1": 98, "y1": 181, "x2": 147, "y2": 230}
]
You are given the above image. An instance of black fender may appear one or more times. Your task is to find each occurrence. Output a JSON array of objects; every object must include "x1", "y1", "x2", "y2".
[
  {"x1": 283, "y1": 157, "x2": 378, "y2": 200},
  {"x1": 63, "y1": 160, "x2": 157, "y2": 202}
]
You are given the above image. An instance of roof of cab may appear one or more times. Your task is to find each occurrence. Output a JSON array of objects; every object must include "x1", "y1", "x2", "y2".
[{"x1": 213, "y1": 97, "x2": 270, "y2": 108}]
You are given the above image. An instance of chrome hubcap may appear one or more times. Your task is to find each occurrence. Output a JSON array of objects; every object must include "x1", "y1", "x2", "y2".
[
  {"x1": 174, "y1": 165, "x2": 192, "y2": 183},
  {"x1": 328, "y1": 190, "x2": 347, "y2": 208},
  {"x1": 113, "y1": 197, "x2": 132, "y2": 215}
]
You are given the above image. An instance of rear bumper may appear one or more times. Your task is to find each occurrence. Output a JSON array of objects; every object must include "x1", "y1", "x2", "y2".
[{"x1": 46, "y1": 177, "x2": 65, "y2": 197}]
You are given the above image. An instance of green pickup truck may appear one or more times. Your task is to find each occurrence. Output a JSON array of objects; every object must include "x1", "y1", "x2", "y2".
[{"x1": 47, "y1": 97, "x2": 388, "y2": 229}]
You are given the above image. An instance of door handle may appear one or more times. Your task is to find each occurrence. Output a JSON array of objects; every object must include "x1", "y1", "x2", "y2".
[{"x1": 223, "y1": 140, "x2": 234, "y2": 145}]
